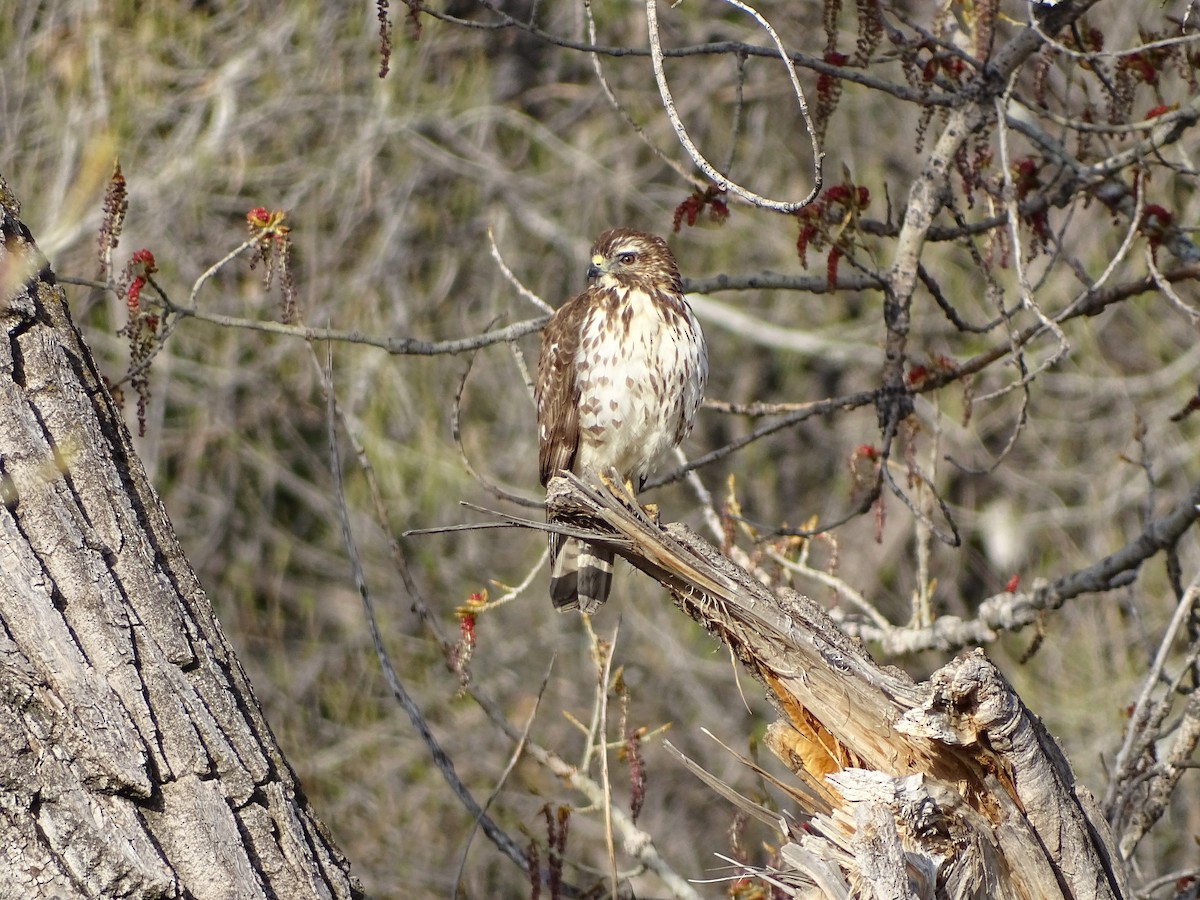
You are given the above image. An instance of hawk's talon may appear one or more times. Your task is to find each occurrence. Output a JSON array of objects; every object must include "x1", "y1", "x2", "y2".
[{"x1": 597, "y1": 469, "x2": 638, "y2": 508}]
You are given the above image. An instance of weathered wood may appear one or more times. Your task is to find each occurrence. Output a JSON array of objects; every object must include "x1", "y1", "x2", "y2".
[
  {"x1": 0, "y1": 175, "x2": 359, "y2": 899},
  {"x1": 547, "y1": 473, "x2": 1129, "y2": 899}
]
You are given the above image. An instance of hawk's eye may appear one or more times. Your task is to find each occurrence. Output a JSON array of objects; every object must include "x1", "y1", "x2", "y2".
[{"x1": 617, "y1": 251, "x2": 638, "y2": 265}]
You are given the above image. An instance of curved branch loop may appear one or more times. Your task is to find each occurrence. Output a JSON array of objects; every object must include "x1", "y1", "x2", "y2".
[{"x1": 645, "y1": 0, "x2": 823, "y2": 212}]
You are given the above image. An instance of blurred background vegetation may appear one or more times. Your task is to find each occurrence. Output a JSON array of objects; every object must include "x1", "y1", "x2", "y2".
[{"x1": 3, "y1": 0, "x2": 1199, "y2": 896}]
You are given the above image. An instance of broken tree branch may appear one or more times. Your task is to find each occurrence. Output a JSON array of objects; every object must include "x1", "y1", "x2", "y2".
[{"x1": 544, "y1": 473, "x2": 1129, "y2": 899}]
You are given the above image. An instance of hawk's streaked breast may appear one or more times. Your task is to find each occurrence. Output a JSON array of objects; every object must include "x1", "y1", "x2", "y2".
[{"x1": 574, "y1": 282, "x2": 706, "y2": 488}]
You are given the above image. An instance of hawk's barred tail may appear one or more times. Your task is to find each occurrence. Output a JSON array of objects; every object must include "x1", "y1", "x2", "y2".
[{"x1": 549, "y1": 537, "x2": 613, "y2": 613}]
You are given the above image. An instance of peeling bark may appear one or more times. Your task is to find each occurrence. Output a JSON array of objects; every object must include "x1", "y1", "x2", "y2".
[{"x1": 0, "y1": 175, "x2": 359, "y2": 899}]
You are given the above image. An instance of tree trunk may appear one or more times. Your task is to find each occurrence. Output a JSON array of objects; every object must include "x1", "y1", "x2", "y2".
[{"x1": 0, "y1": 175, "x2": 359, "y2": 899}]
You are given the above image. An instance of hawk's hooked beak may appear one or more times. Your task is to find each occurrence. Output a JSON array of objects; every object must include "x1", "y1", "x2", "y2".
[{"x1": 586, "y1": 256, "x2": 604, "y2": 281}]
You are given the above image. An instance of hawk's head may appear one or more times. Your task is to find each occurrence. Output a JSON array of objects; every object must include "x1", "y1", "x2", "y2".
[{"x1": 586, "y1": 228, "x2": 681, "y2": 293}]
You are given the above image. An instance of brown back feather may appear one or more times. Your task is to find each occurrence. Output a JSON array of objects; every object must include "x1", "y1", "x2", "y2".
[{"x1": 535, "y1": 292, "x2": 588, "y2": 488}]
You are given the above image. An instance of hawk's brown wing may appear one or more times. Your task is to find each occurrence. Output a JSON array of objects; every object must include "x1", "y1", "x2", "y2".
[{"x1": 535, "y1": 293, "x2": 588, "y2": 489}]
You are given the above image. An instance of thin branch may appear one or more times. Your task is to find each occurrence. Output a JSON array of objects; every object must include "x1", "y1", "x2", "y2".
[
  {"x1": 646, "y1": 390, "x2": 877, "y2": 489},
  {"x1": 1061, "y1": 171, "x2": 1150, "y2": 308},
  {"x1": 599, "y1": 621, "x2": 621, "y2": 898},
  {"x1": 452, "y1": 349, "x2": 543, "y2": 508},
  {"x1": 188, "y1": 235, "x2": 261, "y2": 306},
  {"x1": 161, "y1": 302, "x2": 549, "y2": 356},
  {"x1": 723, "y1": 49, "x2": 749, "y2": 175},
  {"x1": 1146, "y1": 244, "x2": 1200, "y2": 324},
  {"x1": 703, "y1": 398, "x2": 825, "y2": 417},
  {"x1": 405, "y1": 509, "x2": 633, "y2": 547},
  {"x1": 944, "y1": 371, "x2": 1030, "y2": 475},
  {"x1": 582, "y1": 0, "x2": 705, "y2": 189},
  {"x1": 644, "y1": 0, "x2": 822, "y2": 213},
  {"x1": 1027, "y1": 7, "x2": 1200, "y2": 60},
  {"x1": 421, "y1": 1, "x2": 948, "y2": 105},
  {"x1": 672, "y1": 446, "x2": 724, "y2": 545},
  {"x1": 476, "y1": 548, "x2": 550, "y2": 612},
  {"x1": 684, "y1": 292, "x2": 884, "y2": 364},
  {"x1": 836, "y1": 480, "x2": 1200, "y2": 655},
  {"x1": 1015, "y1": 92, "x2": 1200, "y2": 136},
  {"x1": 517, "y1": 737, "x2": 705, "y2": 900},
  {"x1": 879, "y1": 440, "x2": 960, "y2": 548},
  {"x1": 70, "y1": 272, "x2": 551, "y2": 360},
  {"x1": 321, "y1": 347, "x2": 536, "y2": 880},
  {"x1": 320, "y1": 350, "x2": 696, "y2": 898},
  {"x1": 61, "y1": 267, "x2": 552, "y2": 358},
  {"x1": 917, "y1": 263, "x2": 1003, "y2": 334},
  {"x1": 994, "y1": 74, "x2": 1070, "y2": 386},
  {"x1": 911, "y1": 417, "x2": 941, "y2": 627},
  {"x1": 453, "y1": 661, "x2": 553, "y2": 896},
  {"x1": 1105, "y1": 572, "x2": 1200, "y2": 853},
  {"x1": 767, "y1": 546, "x2": 891, "y2": 631},
  {"x1": 487, "y1": 225, "x2": 553, "y2": 315}
]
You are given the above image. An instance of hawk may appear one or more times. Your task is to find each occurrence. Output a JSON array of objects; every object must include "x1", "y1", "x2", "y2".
[{"x1": 535, "y1": 228, "x2": 708, "y2": 612}]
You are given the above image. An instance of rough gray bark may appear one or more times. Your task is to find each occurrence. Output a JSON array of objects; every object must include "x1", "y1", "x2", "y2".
[
  {"x1": 0, "y1": 175, "x2": 359, "y2": 899},
  {"x1": 546, "y1": 473, "x2": 1130, "y2": 899}
]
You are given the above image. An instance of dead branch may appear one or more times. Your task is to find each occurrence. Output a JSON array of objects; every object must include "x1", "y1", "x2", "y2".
[{"x1": 546, "y1": 473, "x2": 1129, "y2": 899}]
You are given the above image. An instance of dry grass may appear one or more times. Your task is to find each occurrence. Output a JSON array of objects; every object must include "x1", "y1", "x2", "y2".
[{"x1": 3, "y1": 0, "x2": 1199, "y2": 895}]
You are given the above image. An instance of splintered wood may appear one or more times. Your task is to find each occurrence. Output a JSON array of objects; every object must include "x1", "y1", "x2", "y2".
[{"x1": 546, "y1": 474, "x2": 1128, "y2": 900}]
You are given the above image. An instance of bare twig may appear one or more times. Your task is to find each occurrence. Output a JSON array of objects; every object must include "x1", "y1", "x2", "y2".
[
  {"x1": 582, "y1": 0, "x2": 705, "y2": 189},
  {"x1": 189, "y1": 235, "x2": 261, "y2": 305},
  {"x1": 684, "y1": 292, "x2": 884, "y2": 364},
  {"x1": 452, "y1": 349, "x2": 543, "y2": 508},
  {"x1": 1027, "y1": 5, "x2": 1200, "y2": 60},
  {"x1": 453, "y1": 661, "x2": 553, "y2": 896},
  {"x1": 993, "y1": 74, "x2": 1069, "y2": 384},
  {"x1": 321, "y1": 345, "x2": 536, "y2": 881},
  {"x1": 879, "y1": 450, "x2": 961, "y2": 547},
  {"x1": 319, "y1": 354, "x2": 694, "y2": 899},
  {"x1": 420, "y1": 0, "x2": 948, "y2": 105},
  {"x1": 598, "y1": 621, "x2": 621, "y2": 898},
  {"x1": 487, "y1": 225, "x2": 554, "y2": 315},
  {"x1": 767, "y1": 545, "x2": 891, "y2": 630},
  {"x1": 672, "y1": 446, "x2": 724, "y2": 545},
  {"x1": 835, "y1": 479, "x2": 1200, "y2": 655},
  {"x1": 162, "y1": 303, "x2": 549, "y2": 356},
  {"x1": 1105, "y1": 572, "x2": 1200, "y2": 855},
  {"x1": 646, "y1": 389, "x2": 878, "y2": 489},
  {"x1": 644, "y1": 0, "x2": 822, "y2": 213},
  {"x1": 1146, "y1": 244, "x2": 1200, "y2": 324},
  {"x1": 476, "y1": 549, "x2": 550, "y2": 612},
  {"x1": 682, "y1": 271, "x2": 881, "y2": 294}
]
